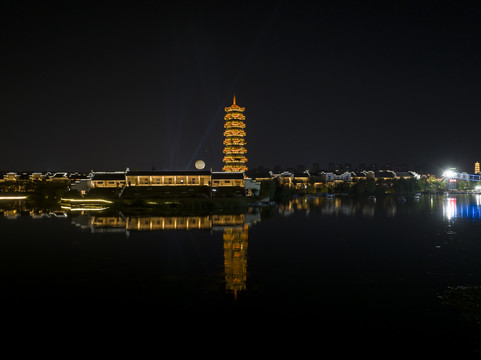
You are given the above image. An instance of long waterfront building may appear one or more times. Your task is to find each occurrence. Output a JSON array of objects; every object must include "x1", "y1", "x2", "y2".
[{"x1": 70, "y1": 169, "x2": 260, "y2": 196}]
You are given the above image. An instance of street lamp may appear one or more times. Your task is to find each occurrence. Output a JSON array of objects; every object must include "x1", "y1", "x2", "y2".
[{"x1": 443, "y1": 170, "x2": 456, "y2": 178}]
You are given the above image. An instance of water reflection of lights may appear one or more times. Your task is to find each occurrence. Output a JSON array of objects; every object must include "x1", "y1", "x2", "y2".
[
  {"x1": 61, "y1": 205, "x2": 109, "y2": 212},
  {"x1": 60, "y1": 198, "x2": 113, "y2": 204},
  {"x1": 277, "y1": 196, "x2": 378, "y2": 217},
  {"x1": 444, "y1": 197, "x2": 457, "y2": 221},
  {"x1": 443, "y1": 196, "x2": 481, "y2": 221},
  {"x1": 278, "y1": 194, "x2": 481, "y2": 220},
  {"x1": 0, "y1": 196, "x2": 28, "y2": 200},
  {"x1": 70, "y1": 212, "x2": 255, "y2": 296}
]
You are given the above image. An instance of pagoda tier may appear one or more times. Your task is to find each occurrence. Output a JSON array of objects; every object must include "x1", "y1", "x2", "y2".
[
  {"x1": 223, "y1": 94, "x2": 247, "y2": 172},
  {"x1": 223, "y1": 129, "x2": 246, "y2": 137},
  {"x1": 223, "y1": 147, "x2": 247, "y2": 154}
]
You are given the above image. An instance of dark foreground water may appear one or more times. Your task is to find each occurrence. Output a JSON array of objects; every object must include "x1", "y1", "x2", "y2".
[{"x1": 2, "y1": 194, "x2": 481, "y2": 356}]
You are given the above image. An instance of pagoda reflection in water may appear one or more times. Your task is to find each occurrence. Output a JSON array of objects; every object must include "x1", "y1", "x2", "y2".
[
  {"x1": 71, "y1": 212, "x2": 259, "y2": 233},
  {"x1": 71, "y1": 212, "x2": 259, "y2": 295},
  {"x1": 223, "y1": 224, "x2": 248, "y2": 297}
]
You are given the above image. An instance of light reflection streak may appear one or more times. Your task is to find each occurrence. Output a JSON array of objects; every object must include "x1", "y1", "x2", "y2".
[
  {"x1": 61, "y1": 205, "x2": 109, "y2": 212},
  {"x1": 279, "y1": 194, "x2": 481, "y2": 222},
  {"x1": 69, "y1": 212, "x2": 258, "y2": 297},
  {"x1": 442, "y1": 196, "x2": 481, "y2": 222},
  {"x1": 444, "y1": 197, "x2": 457, "y2": 221},
  {"x1": 60, "y1": 198, "x2": 113, "y2": 204}
]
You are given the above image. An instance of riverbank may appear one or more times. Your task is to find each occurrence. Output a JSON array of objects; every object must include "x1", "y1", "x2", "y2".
[
  {"x1": 59, "y1": 196, "x2": 251, "y2": 214},
  {"x1": 0, "y1": 178, "x2": 477, "y2": 215}
]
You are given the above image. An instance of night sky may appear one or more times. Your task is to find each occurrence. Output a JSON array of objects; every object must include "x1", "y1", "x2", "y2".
[{"x1": 2, "y1": 1, "x2": 481, "y2": 174}]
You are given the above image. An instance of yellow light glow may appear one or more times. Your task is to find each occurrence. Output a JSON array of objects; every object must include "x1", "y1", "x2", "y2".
[
  {"x1": 61, "y1": 205, "x2": 109, "y2": 211},
  {"x1": 223, "y1": 94, "x2": 247, "y2": 172},
  {"x1": 224, "y1": 121, "x2": 245, "y2": 128},
  {"x1": 0, "y1": 196, "x2": 27, "y2": 200},
  {"x1": 60, "y1": 198, "x2": 113, "y2": 204}
]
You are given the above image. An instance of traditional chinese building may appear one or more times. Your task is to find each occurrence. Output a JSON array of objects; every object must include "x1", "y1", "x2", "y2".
[
  {"x1": 90, "y1": 171, "x2": 126, "y2": 188},
  {"x1": 211, "y1": 171, "x2": 245, "y2": 187},
  {"x1": 223, "y1": 94, "x2": 247, "y2": 172},
  {"x1": 125, "y1": 170, "x2": 211, "y2": 187}
]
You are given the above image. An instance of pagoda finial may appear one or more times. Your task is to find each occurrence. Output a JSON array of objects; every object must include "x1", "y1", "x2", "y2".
[{"x1": 233, "y1": 93, "x2": 236, "y2": 105}]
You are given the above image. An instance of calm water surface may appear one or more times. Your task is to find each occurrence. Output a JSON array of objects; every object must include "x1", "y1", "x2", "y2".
[{"x1": 2, "y1": 194, "x2": 481, "y2": 356}]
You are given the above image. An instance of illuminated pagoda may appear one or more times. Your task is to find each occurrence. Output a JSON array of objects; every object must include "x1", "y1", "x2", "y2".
[{"x1": 223, "y1": 94, "x2": 247, "y2": 172}]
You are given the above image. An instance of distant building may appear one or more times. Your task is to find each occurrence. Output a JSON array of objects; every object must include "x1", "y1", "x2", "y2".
[
  {"x1": 70, "y1": 169, "x2": 258, "y2": 197},
  {"x1": 90, "y1": 172, "x2": 126, "y2": 188},
  {"x1": 395, "y1": 171, "x2": 420, "y2": 180},
  {"x1": 475, "y1": 162, "x2": 480, "y2": 174},
  {"x1": 126, "y1": 170, "x2": 211, "y2": 187},
  {"x1": 246, "y1": 168, "x2": 271, "y2": 181},
  {"x1": 376, "y1": 170, "x2": 396, "y2": 179},
  {"x1": 3, "y1": 172, "x2": 18, "y2": 181},
  {"x1": 319, "y1": 172, "x2": 351, "y2": 182},
  {"x1": 271, "y1": 171, "x2": 294, "y2": 187},
  {"x1": 293, "y1": 170, "x2": 310, "y2": 189},
  {"x1": 352, "y1": 170, "x2": 375, "y2": 180},
  {"x1": 212, "y1": 171, "x2": 245, "y2": 187},
  {"x1": 29, "y1": 172, "x2": 45, "y2": 181},
  {"x1": 48, "y1": 172, "x2": 69, "y2": 181}
]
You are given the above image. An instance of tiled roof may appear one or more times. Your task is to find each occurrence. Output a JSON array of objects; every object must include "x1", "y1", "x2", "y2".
[
  {"x1": 212, "y1": 172, "x2": 244, "y2": 179},
  {"x1": 91, "y1": 173, "x2": 126, "y2": 181},
  {"x1": 126, "y1": 170, "x2": 211, "y2": 176}
]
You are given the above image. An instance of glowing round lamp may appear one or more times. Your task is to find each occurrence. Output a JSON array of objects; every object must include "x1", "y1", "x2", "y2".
[
  {"x1": 195, "y1": 160, "x2": 205, "y2": 170},
  {"x1": 443, "y1": 170, "x2": 456, "y2": 178}
]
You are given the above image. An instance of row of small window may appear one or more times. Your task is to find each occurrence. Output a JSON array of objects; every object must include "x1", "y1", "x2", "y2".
[
  {"x1": 137, "y1": 177, "x2": 200, "y2": 184},
  {"x1": 127, "y1": 177, "x2": 208, "y2": 185},
  {"x1": 134, "y1": 219, "x2": 207, "y2": 225},
  {"x1": 212, "y1": 180, "x2": 243, "y2": 185},
  {"x1": 95, "y1": 178, "x2": 243, "y2": 186}
]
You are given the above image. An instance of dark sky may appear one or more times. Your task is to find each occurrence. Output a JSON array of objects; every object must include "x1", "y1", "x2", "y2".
[{"x1": 1, "y1": 0, "x2": 481, "y2": 174}]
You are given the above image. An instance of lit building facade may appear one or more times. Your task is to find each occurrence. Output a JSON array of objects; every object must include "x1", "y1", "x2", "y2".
[
  {"x1": 125, "y1": 170, "x2": 211, "y2": 187},
  {"x1": 90, "y1": 172, "x2": 126, "y2": 188},
  {"x1": 212, "y1": 171, "x2": 245, "y2": 187},
  {"x1": 475, "y1": 162, "x2": 480, "y2": 174},
  {"x1": 223, "y1": 94, "x2": 247, "y2": 172},
  {"x1": 69, "y1": 169, "x2": 261, "y2": 197}
]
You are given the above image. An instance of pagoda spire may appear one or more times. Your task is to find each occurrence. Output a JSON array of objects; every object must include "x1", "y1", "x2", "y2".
[{"x1": 233, "y1": 93, "x2": 236, "y2": 105}]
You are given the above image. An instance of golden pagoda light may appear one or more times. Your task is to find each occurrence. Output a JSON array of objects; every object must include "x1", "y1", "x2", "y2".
[{"x1": 222, "y1": 94, "x2": 247, "y2": 172}]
